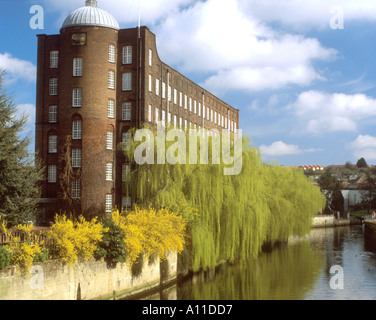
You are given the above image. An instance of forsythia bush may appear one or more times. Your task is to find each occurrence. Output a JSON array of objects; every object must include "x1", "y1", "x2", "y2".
[
  {"x1": 7, "y1": 223, "x2": 42, "y2": 272},
  {"x1": 112, "y1": 207, "x2": 187, "y2": 266},
  {"x1": 46, "y1": 215, "x2": 107, "y2": 265}
]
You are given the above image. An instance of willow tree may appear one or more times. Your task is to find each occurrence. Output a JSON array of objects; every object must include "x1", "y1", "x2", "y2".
[{"x1": 123, "y1": 124, "x2": 325, "y2": 272}]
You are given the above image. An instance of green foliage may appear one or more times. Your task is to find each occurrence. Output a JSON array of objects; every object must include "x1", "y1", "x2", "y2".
[
  {"x1": 0, "y1": 70, "x2": 43, "y2": 227},
  {"x1": 0, "y1": 246, "x2": 10, "y2": 270},
  {"x1": 94, "y1": 217, "x2": 127, "y2": 269},
  {"x1": 356, "y1": 157, "x2": 368, "y2": 168},
  {"x1": 124, "y1": 126, "x2": 326, "y2": 272}
]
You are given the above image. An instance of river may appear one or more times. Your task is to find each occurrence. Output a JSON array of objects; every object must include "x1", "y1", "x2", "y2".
[{"x1": 144, "y1": 224, "x2": 376, "y2": 300}]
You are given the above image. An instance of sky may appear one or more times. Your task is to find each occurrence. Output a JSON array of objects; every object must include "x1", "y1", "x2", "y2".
[{"x1": 1, "y1": 0, "x2": 376, "y2": 167}]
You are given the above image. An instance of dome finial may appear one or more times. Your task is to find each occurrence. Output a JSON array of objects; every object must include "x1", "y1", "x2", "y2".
[{"x1": 85, "y1": 0, "x2": 98, "y2": 7}]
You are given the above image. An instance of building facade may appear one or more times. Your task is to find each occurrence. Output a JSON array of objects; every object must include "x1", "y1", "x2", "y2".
[{"x1": 35, "y1": 0, "x2": 239, "y2": 223}]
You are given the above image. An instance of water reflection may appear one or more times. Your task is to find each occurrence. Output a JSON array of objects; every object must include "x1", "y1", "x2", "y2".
[{"x1": 144, "y1": 225, "x2": 376, "y2": 300}]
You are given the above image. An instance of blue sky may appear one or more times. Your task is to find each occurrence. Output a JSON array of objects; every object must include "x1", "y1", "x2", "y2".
[{"x1": 1, "y1": 0, "x2": 376, "y2": 167}]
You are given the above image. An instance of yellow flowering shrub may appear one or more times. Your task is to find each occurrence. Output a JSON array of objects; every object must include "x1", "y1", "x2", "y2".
[
  {"x1": 7, "y1": 223, "x2": 42, "y2": 273},
  {"x1": 46, "y1": 215, "x2": 107, "y2": 265},
  {"x1": 112, "y1": 207, "x2": 187, "y2": 266}
]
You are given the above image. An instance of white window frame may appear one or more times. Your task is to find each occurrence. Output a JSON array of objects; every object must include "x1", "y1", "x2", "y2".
[
  {"x1": 73, "y1": 58, "x2": 83, "y2": 77},
  {"x1": 108, "y1": 99, "x2": 115, "y2": 118},
  {"x1": 49, "y1": 78, "x2": 58, "y2": 96},
  {"x1": 72, "y1": 149, "x2": 82, "y2": 168},
  {"x1": 155, "y1": 108, "x2": 159, "y2": 124},
  {"x1": 162, "y1": 82, "x2": 166, "y2": 99},
  {"x1": 148, "y1": 104, "x2": 152, "y2": 122},
  {"x1": 48, "y1": 135, "x2": 57, "y2": 153},
  {"x1": 155, "y1": 79, "x2": 160, "y2": 96},
  {"x1": 106, "y1": 162, "x2": 113, "y2": 181},
  {"x1": 72, "y1": 120, "x2": 82, "y2": 140},
  {"x1": 122, "y1": 132, "x2": 131, "y2": 151},
  {"x1": 184, "y1": 95, "x2": 187, "y2": 110},
  {"x1": 123, "y1": 46, "x2": 132, "y2": 64},
  {"x1": 108, "y1": 70, "x2": 115, "y2": 89},
  {"x1": 122, "y1": 73, "x2": 132, "y2": 91},
  {"x1": 174, "y1": 89, "x2": 177, "y2": 105},
  {"x1": 179, "y1": 92, "x2": 183, "y2": 107},
  {"x1": 109, "y1": 44, "x2": 116, "y2": 63},
  {"x1": 72, "y1": 88, "x2": 82, "y2": 107},
  {"x1": 106, "y1": 131, "x2": 113, "y2": 150},
  {"x1": 149, "y1": 75, "x2": 152, "y2": 92},
  {"x1": 48, "y1": 165, "x2": 57, "y2": 183},
  {"x1": 122, "y1": 102, "x2": 131, "y2": 121},
  {"x1": 72, "y1": 180, "x2": 81, "y2": 199},
  {"x1": 49, "y1": 105, "x2": 57, "y2": 123},
  {"x1": 50, "y1": 51, "x2": 59, "y2": 69},
  {"x1": 149, "y1": 49, "x2": 152, "y2": 67}
]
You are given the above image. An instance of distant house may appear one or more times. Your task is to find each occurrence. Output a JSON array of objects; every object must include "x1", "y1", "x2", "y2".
[{"x1": 299, "y1": 165, "x2": 324, "y2": 171}]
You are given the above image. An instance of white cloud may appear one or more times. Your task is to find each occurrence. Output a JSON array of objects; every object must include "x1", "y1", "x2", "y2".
[
  {"x1": 154, "y1": 0, "x2": 336, "y2": 94},
  {"x1": 288, "y1": 91, "x2": 376, "y2": 134},
  {"x1": 348, "y1": 135, "x2": 376, "y2": 161},
  {"x1": 0, "y1": 53, "x2": 36, "y2": 83},
  {"x1": 259, "y1": 141, "x2": 320, "y2": 156},
  {"x1": 238, "y1": 0, "x2": 376, "y2": 30}
]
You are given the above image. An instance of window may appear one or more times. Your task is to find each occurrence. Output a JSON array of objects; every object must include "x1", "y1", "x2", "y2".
[
  {"x1": 174, "y1": 89, "x2": 177, "y2": 105},
  {"x1": 48, "y1": 165, "x2": 57, "y2": 183},
  {"x1": 155, "y1": 79, "x2": 160, "y2": 96},
  {"x1": 72, "y1": 88, "x2": 82, "y2": 107},
  {"x1": 179, "y1": 92, "x2": 182, "y2": 107},
  {"x1": 122, "y1": 132, "x2": 131, "y2": 151},
  {"x1": 184, "y1": 95, "x2": 187, "y2": 109},
  {"x1": 194, "y1": 100, "x2": 197, "y2": 114},
  {"x1": 49, "y1": 78, "x2": 58, "y2": 96},
  {"x1": 72, "y1": 120, "x2": 82, "y2": 140},
  {"x1": 108, "y1": 99, "x2": 115, "y2": 118},
  {"x1": 123, "y1": 46, "x2": 132, "y2": 64},
  {"x1": 162, "y1": 110, "x2": 166, "y2": 127},
  {"x1": 72, "y1": 149, "x2": 82, "y2": 168},
  {"x1": 168, "y1": 86, "x2": 172, "y2": 102},
  {"x1": 211, "y1": 109, "x2": 214, "y2": 122},
  {"x1": 73, "y1": 58, "x2": 83, "y2": 76},
  {"x1": 184, "y1": 119, "x2": 187, "y2": 130},
  {"x1": 122, "y1": 196, "x2": 131, "y2": 209},
  {"x1": 48, "y1": 135, "x2": 57, "y2": 153},
  {"x1": 108, "y1": 70, "x2": 115, "y2": 89},
  {"x1": 106, "y1": 131, "x2": 113, "y2": 150},
  {"x1": 215, "y1": 111, "x2": 217, "y2": 124},
  {"x1": 148, "y1": 105, "x2": 152, "y2": 122},
  {"x1": 122, "y1": 102, "x2": 131, "y2": 121},
  {"x1": 207, "y1": 108, "x2": 210, "y2": 120},
  {"x1": 173, "y1": 115, "x2": 177, "y2": 128},
  {"x1": 50, "y1": 51, "x2": 59, "y2": 69},
  {"x1": 106, "y1": 163, "x2": 113, "y2": 181},
  {"x1": 149, "y1": 75, "x2": 152, "y2": 92},
  {"x1": 179, "y1": 117, "x2": 182, "y2": 128},
  {"x1": 222, "y1": 115, "x2": 225, "y2": 128},
  {"x1": 155, "y1": 108, "x2": 159, "y2": 124},
  {"x1": 122, "y1": 164, "x2": 131, "y2": 182},
  {"x1": 218, "y1": 114, "x2": 221, "y2": 127},
  {"x1": 122, "y1": 73, "x2": 132, "y2": 91},
  {"x1": 168, "y1": 112, "x2": 171, "y2": 125},
  {"x1": 109, "y1": 44, "x2": 115, "y2": 63},
  {"x1": 199, "y1": 103, "x2": 201, "y2": 117},
  {"x1": 149, "y1": 49, "x2": 152, "y2": 66},
  {"x1": 49, "y1": 105, "x2": 57, "y2": 123},
  {"x1": 72, "y1": 180, "x2": 81, "y2": 199},
  {"x1": 189, "y1": 98, "x2": 192, "y2": 112},
  {"x1": 162, "y1": 82, "x2": 166, "y2": 99}
]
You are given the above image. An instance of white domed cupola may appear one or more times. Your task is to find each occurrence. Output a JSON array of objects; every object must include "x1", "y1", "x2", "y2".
[{"x1": 61, "y1": 0, "x2": 120, "y2": 32}]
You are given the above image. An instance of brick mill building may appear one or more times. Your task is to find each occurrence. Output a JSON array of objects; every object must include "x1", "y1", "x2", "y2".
[{"x1": 35, "y1": 0, "x2": 240, "y2": 223}]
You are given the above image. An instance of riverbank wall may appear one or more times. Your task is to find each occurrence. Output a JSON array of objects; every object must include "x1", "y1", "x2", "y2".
[
  {"x1": 311, "y1": 215, "x2": 359, "y2": 228},
  {"x1": 0, "y1": 253, "x2": 177, "y2": 300}
]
